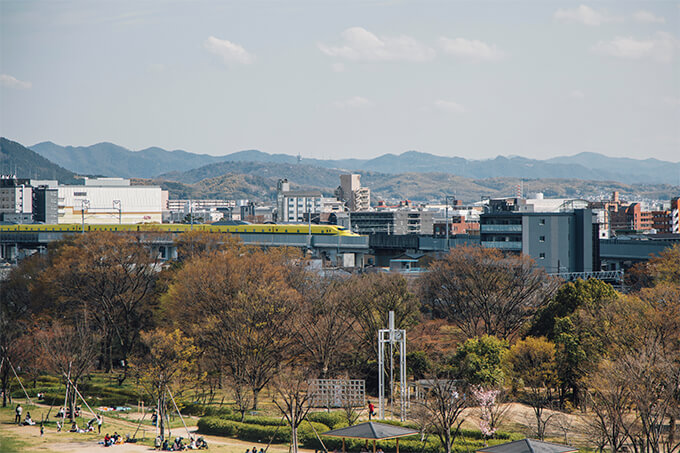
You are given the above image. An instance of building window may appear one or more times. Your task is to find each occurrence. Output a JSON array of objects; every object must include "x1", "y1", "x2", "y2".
[
  {"x1": 539, "y1": 235, "x2": 545, "y2": 242},
  {"x1": 539, "y1": 218, "x2": 546, "y2": 225},
  {"x1": 539, "y1": 253, "x2": 545, "y2": 259}
]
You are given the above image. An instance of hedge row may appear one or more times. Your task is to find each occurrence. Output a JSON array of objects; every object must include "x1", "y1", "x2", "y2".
[
  {"x1": 198, "y1": 416, "x2": 521, "y2": 453},
  {"x1": 197, "y1": 416, "x2": 331, "y2": 446},
  {"x1": 179, "y1": 403, "x2": 233, "y2": 417}
]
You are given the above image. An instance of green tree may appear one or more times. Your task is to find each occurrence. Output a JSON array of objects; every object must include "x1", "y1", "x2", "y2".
[
  {"x1": 452, "y1": 335, "x2": 508, "y2": 387},
  {"x1": 133, "y1": 328, "x2": 200, "y2": 441},
  {"x1": 553, "y1": 317, "x2": 587, "y2": 406},
  {"x1": 507, "y1": 337, "x2": 559, "y2": 440},
  {"x1": 530, "y1": 278, "x2": 618, "y2": 339}
]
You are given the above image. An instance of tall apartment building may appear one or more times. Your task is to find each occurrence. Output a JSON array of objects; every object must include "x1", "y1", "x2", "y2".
[
  {"x1": 276, "y1": 179, "x2": 323, "y2": 223},
  {"x1": 0, "y1": 176, "x2": 33, "y2": 223},
  {"x1": 336, "y1": 174, "x2": 370, "y2": 211},
  {"x1": 480, "y1": 200, "x2": 598, "y2": 273}
]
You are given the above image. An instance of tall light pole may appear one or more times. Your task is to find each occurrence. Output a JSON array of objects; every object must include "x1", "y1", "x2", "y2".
[
  {"x1": 113, "y1": 200, "x2": 122, "y2": 224},
  {"x1": 444, "y1": 195, "x2": 456, "y2": 249},
  {"x1": 81, "y1": 199, "x2": 90, "y2": 234}
]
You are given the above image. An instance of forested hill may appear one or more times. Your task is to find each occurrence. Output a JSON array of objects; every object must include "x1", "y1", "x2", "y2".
[
  {"x1": 30, "y1": 141, "x2": 680, "y2": 185},
  {"x1": 0, "y1": 137, "x2": 79, "y2": 184},
  {"x1": 31, "y1": 141, "x2": 227, "y2": 179}
]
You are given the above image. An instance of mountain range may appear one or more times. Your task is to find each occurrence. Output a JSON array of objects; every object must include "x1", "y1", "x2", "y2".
[
  {"x1": 30, "y1": 141, "x2": 680, "y2": 185},
  {"x1": 2, "y1": 137, "x2": 677, "y2": 203}
]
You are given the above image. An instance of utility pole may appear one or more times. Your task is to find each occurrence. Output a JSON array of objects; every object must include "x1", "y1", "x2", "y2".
[
  {"x1": 444, "y1": 196, "x2": 456, "y2": 250},
  {"x1": 113, "y1": 200, "x2": 121, "y2": 224},
  {"x1": 81, "y1": 200, "x2": 90, "y2": 234}
]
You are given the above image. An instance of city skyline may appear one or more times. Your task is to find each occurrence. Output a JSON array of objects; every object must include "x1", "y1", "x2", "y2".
[{"x1": 1, "y1": 0, "x2": 679, "y2": 161}]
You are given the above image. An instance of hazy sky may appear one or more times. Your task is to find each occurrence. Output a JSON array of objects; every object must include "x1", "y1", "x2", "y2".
[{"x1": 1, "y1": 0, "x2": 678, "y2": 161}]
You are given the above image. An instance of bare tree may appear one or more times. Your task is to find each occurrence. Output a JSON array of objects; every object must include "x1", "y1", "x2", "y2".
[
  {"x1": 339, "y1": 378, "x2": 363, "y2": 426},
  {"x1": 342, "y1": 273, "x2": 420, "y2": 358},
  {"x1": 165, "y1": 247, "x2": 300, "y2": 408},
  {"x1": 585, "y1": 359, "x2": 635, "y2": 453},
  {"x1": 43, "y1": 232, "x2": 160, "y2": 383},
  {"x1": 620, "y1": 340, "x2": 680, "y2": 453},
  {"x1": 34, "y1": 316, "x2": 100, "y2": 422},
  {"x1": 227, "y1": 372, "x2": 254, "y2": 422},
  {"x1": 420, "y1": 246, "x2": 558, "y2": 340},
  {"x1": 290, "y1": 272, "x2": 355, "y2": 379},
  {"x1": 418, "y1": 376, "x2": 468, "y2": 453},
  {"x1": 272, "y1": 367, "x2": 314, "y2": 453}
]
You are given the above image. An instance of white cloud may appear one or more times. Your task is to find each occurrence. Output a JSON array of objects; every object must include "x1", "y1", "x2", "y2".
[
  {"x1": 632, "y1": 10, "x2": 665, "y2": 24},
  {"x1": 333, "y1": 96, "x2": 374, "y2": 109},
  {"x1": 569, "y1": 89, "x2": 585, "y2": 100},
  {"x1": 204, "y1": 36, "x2": 255, "y2": 65},
  {"x1": 0, "y1": 74, "x2": 32, "y2": 89},
  {"x1": 433, "y1": 100, "x2": 466, "y2": 113},
  {"x1": 331, "y1": 62, "x2": 345, "y2": 72},
  {"x1": 438, "y1": 37, "x2": 505, "y2": 61},
  {"x1": 592, "y1": 32, "x2": 679, "y2": 63},
  {"x1": 318, "y1": 27, "x2": 435, "y2": 63},
  {"x1": 554, "y1": 5, "x2": 622, "y2": 26}
]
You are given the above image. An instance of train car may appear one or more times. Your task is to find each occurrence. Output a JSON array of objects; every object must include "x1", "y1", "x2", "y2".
[{"x1": 0, "y1": 223, "x2": 360, "y2": 237}]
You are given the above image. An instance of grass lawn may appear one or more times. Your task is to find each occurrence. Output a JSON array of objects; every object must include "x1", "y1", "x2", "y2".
[{"x1": 0, "y1": 399, "x2": 312, "y2": 453}]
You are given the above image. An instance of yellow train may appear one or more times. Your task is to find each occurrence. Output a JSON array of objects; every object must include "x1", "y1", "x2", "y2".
[{"x1": 0, "y1": 223, "x2": 360, "y2": 236}]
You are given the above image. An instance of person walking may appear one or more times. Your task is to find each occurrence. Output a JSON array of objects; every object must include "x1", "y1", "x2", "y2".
[
  {"x1": 367, "y1": 401, "x2": 375, "y2": 420},
  {"x1": 15, "y1": 404, "x2": 22, "y2": 424}
]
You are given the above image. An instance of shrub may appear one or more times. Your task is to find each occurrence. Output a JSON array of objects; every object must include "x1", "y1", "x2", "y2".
[{"x1": 307, "y1": 411, "x2": 347, "y2": 429}]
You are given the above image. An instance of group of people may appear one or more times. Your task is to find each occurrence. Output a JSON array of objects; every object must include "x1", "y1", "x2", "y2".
[
  {"x1": 102, "y1": 432, "x2": 125, "y2": 447},
  {"x1": 15, "y1": 402, "x2": 104, "y2": 437},
  {"x1": 56, "y1": 405, "x2": 81, "y2": 419},
  {"x1": 154, "y1": 436, "x2": 208, "y2": 451},
  {"x1": 246, "y1": 447, "x2": 265, "y2": 453},
  {"x1": 14, "y1": 405, "x2": 37, "y2": 426}
]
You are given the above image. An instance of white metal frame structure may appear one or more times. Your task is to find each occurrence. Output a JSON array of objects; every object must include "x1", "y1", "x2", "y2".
[
  {"x1": 378, "y1": 311, "x2": 407, "y2": 421},
  {"x1": 309, "y1": 379, "x2": 365, "y2": 408}
]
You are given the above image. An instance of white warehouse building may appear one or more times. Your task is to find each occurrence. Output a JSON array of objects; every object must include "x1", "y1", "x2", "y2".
[{"x1": 58, "y1": 178, "x2": 164, "y2": 224}]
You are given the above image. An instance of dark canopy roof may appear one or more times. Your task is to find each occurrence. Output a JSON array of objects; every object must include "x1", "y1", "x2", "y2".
[
  {"x1": 477, "y1": 439, "x2": 577, "y2": 453},
  {"x1": 322, "y1": 422, "x2": 419, "y2": 440}
]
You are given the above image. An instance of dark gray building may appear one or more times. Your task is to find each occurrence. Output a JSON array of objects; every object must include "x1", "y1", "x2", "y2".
[
  {"x1": 350, "y1": 210, "x2": 434, "y2": 235},
  {"x1": 32, "y1": 186, "x2": 58, "y2": 224},
  {"x1": 480, "y1": 209, "x2": 598, "y2": 273}
]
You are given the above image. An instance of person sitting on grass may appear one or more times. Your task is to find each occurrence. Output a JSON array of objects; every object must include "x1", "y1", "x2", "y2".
[
  {"x1": 103, "y1": 433, "x2": 112, "y2": 447},
  {"x1": 173, "y1": 436, "x2": 185, "y2": 450},
  {"x1": 70, "y1": 422, "x2": 79, "y2": 432},
  {"x1": 24, "y1": 412, "x2": 36, "y2": 426}
]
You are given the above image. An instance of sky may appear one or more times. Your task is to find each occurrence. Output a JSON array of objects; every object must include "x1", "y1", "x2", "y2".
[{"x1": 1, "y1": 0, "x2": 679, "y2": 161}]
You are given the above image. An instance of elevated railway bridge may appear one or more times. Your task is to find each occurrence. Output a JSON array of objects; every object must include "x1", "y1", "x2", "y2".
[{"x1": 0, "y1": 223, "x2": 369, "y2": 268}]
